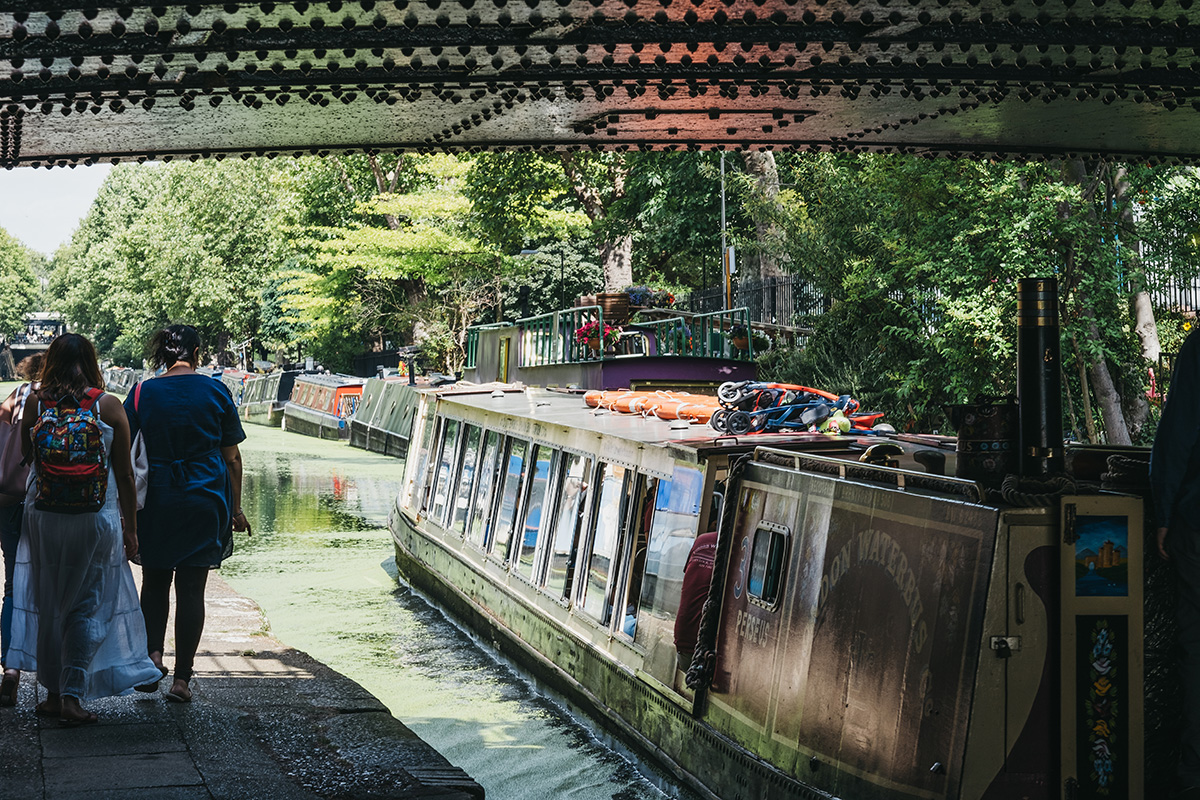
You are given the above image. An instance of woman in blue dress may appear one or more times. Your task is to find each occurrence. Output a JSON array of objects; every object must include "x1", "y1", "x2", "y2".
[{"x1": 124, "y1": 325, "x2": 250, "y2": 703}]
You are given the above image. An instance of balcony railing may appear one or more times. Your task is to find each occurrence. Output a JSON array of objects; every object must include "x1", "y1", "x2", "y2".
[
  {"x1": 464, "y1": 323, "x2": 508, "y2": 370},
  {"x1": 639, "y1": 307, "x2": 754, "y2": 358}
]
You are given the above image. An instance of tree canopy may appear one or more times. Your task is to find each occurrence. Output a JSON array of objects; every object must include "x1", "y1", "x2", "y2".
[{"x1": 38, "y1": 150, "x2": 1200, "y2": 446}]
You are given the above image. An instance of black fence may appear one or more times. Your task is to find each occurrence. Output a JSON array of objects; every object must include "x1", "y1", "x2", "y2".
[
  {"x1": 677, "y1": 276, "x2": 830, "y2": 325},
  {"x1": 1148, "y1": 277, "x2": 1200, "y2": 314}
]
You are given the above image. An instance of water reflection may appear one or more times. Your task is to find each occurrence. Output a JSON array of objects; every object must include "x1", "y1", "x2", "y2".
[{"x1": 223, "y1": 426, "x2": 693, "y2": 800}]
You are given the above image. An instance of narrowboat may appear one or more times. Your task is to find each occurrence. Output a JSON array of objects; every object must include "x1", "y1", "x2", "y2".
[
  {"x1": 218, "y1": 369, "x2": 254, "y2": 405},
  {"x1": 240, "y1": 370, "x2": 304, "y2": 427},
  {"x1": 102, "y1": 366, "x2": 143, "y2": 395},
  {"x1": 375, "y1": 291, "x2": 1165, "y2": 800},
  {"x1": 282, "y1": 373, "x2": 365, "y2": 440},
  {"x1": 349, "y1": 374, "x2": 421, "y2": 456}
]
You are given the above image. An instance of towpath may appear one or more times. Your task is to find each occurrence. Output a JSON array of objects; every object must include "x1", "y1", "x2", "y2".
[{"x1": 0, "y1": 573, "x2": 483, "y2": 800}]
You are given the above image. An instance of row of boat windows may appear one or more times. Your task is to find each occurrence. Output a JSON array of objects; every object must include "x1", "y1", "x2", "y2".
[
  {"x1": 418, "y1": 415, "x2": 706, "y2": 643},
  {"x1": 288, "y1": 383, "x2": 362, "y2": 418}
]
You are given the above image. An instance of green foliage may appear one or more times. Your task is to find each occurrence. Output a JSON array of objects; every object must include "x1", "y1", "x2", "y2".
[
  {"x1": 502, "y1": 241, "x2": 603, "y2": 320},
  {"x1": 463, "y1": 153, "x2": 590, "y2": 252},
  {"x1": 757, "y1": 154, "x2": 1188, "y2": 434},
  {"x1": 50, "y1": 161, "x2": 285, "y2": 362},
  {"x1": 0, "y1": 228, "x2": 39, "y2": 336}
]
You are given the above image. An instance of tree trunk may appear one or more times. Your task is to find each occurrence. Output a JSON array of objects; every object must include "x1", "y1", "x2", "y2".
[
  {"x1": 1060, "y1": 160, "x2": 1132, "y2": 445},
  {"x1": 558, "y1": 153, "x2": 633, "y2": 290},
  {"x1": 1070, "y1": 334, "x2": 1098, "y2": 443},
  {"x1": 742, "y1": 151, "x2": 785, "y2": 280},
  {"x1": 1111, "y1": 167, "x2": 1162, "y2": 364},
  {"x1": 599, "y1": 233, "x2": 633, "y2": 290}
]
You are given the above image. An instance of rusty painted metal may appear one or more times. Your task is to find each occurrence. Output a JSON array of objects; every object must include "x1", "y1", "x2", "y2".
[{"x1": 6, "y1": 2, "x2": 1200, "y2": 164}]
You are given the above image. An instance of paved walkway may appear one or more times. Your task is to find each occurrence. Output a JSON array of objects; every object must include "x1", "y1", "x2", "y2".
[{"x1": 0, "y1": 575, "x2": 483, "y2": 800}]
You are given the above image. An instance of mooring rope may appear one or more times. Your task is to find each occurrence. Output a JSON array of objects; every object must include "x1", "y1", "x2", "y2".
[{"x1": 988, "y1": 473, "x2": 1078, "y2": 507}]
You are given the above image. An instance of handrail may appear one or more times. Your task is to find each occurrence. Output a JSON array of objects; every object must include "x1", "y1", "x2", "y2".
[
  {"x1": 464, "y1": 322, "x2": 513, "y2": 369},
  {"x1": 638, "y1": 307, "x2": 754, "y2": 360},
  {"x1": 483, "y1": 304, "x2": 758, "y2": 368},
  {"x1": 516, "y1": 305, "x2": 606, "y2": 367}
]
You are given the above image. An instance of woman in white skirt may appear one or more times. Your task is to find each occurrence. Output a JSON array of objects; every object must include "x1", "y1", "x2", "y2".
[{"x1": 5, "y1": 334, "x2": 161, "y2": 725}]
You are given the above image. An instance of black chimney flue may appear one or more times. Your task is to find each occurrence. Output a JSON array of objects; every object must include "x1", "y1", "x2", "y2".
[{"x1": 1017, "y1": 277, "x2": 1064, "y2": 476}]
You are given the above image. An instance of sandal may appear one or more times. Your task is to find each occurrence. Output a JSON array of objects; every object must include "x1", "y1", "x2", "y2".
[
  {"x1": 135, "y1": 665, "x2": 169, "y2": 694},
  {"x1": 58, "y1": 710, "x2": 98, "y2": 727},
  {"x1": 35, "y1": 700, "x2": 60, "y2": 717},
  {"x1": 164, "y1": 678, "x2": 192, "y2": 704},
  {"x1": 0, "y1": 669, "x2": 17, "y2": 707}
]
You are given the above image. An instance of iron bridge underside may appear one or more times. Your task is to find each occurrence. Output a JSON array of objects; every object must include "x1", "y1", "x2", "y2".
[{"x1": 5, "y1": 0, "x2": 1200, "y2": 165}]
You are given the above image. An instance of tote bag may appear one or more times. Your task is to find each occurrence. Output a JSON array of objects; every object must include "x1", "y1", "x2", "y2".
[
  {"x1": 131, "y1": 382, "x2": 149, "y2": 510},
  {"x1": 0, "y1": 384, "x2": 32, "y2": 506}
]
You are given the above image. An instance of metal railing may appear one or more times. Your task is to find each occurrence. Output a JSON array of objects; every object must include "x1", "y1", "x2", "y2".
[
  {"x1": 464, "y1": 323, "x2": 508, "y2": 370},
  {"x1": 637, "y1": 307, "x2": 754, "y2": 359},
  {"x1": 498, "y1": 305, "x2": 755, "y2": 368},
  {"x1": 516, "y1": 305, "x2": 609, "y2": 368},
  {"x1": 678, "y1": 276, "x2": 829, "y2": 324}
]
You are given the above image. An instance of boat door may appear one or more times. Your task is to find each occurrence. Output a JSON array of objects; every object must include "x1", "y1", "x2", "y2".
[{"x1": 1059, "y1": 494, "x2": 1145, "y2": 800}]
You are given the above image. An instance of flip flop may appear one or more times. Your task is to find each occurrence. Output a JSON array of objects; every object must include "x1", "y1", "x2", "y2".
[
  {"x1": 58, "y1": 711, "x2": 98, "y2": 728},
  {"x1": 34, "y1": 700, "x2": 60, "y2": 717},
  {"x1": 0, "y1": 671, "x2": 17, "y2": 707},
  {"x1": 164, "y1": 680, "x2": 192, "y2": 703},
  {"x1": 164, "y1": 688, "x2": 192, "y2": 703},
  {"x1": 135, "y1": 666, "x2": 169, "y2": 693}
]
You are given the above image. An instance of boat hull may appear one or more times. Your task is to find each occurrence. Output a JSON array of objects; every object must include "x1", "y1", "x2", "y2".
[
  {"x1": 390, "y1": 506, "x2": 830, "y2": 800},
  {"x1": 241, "y1": 402, "x2": 285, "y2": 427},
  {"x1": 283, "y1": 405, "x2": 349, "y2": 439}
]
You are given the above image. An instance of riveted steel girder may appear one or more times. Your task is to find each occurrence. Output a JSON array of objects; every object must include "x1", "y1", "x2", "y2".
[{"x1": 4, "y1": 1, "x2": 1200, "y2": 166}]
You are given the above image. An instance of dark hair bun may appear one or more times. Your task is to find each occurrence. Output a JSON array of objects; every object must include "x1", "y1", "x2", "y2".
[{"x1": 149, "y1": 325, "x2": 202, "y2": 369}]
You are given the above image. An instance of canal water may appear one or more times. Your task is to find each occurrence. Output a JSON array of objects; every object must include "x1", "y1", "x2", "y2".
[{"x1": 221, "y1": 425, "x2": 696, "y2": 800}]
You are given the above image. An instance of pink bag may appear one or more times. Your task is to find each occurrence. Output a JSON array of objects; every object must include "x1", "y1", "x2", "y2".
[{"x1": 0, "y1": 384, "x2": 32, "y2": 506}]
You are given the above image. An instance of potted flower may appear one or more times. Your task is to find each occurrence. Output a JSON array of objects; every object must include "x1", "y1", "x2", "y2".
[
  {"x1": 575, "y1": 321, "x2": 622, "y2": 351},
  {"x1": 729, "y1": 324, "x2": 750, "y2": 351}
]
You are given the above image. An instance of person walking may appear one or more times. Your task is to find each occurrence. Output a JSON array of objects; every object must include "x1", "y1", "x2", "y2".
[
  {"x1": 5, "y1": 334, "x2": 162, "y2": 725},
  {"x1": 125, "y1": 325, "x2": 249, "y2": 703},
  {"x1": 1152, "y1": 328, "x2": 1200, "y2": 800},
  {"x1": 0, "y1": 353, "x2": 43, "y2": 706}
]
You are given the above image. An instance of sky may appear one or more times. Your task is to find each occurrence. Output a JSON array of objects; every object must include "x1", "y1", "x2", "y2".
[{"x1": 0, "y1": 164, "x2": 113, "y2": 256}]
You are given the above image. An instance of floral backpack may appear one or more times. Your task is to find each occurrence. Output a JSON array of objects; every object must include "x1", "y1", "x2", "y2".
[{"x1": 30, "y1": 388, "x2": 108, "y2": 514}]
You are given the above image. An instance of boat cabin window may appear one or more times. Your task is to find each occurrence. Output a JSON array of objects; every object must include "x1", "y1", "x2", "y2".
[
  {"x1": 580, "y1": 462, "x2": 632, "y2": 626},
  {"x1": 490, "y1": 438, "x2": 529, "y2": 562},
  {"x1": 453, "y1": 425, "x2": 482, "y2": 534},
  {"x1": 544, "y1": 453, "x2": 590, "y2": 602},
  {"x1": 416, "y1": 411, "x2": 441, "y2": 514},
  {"x1": 616, "y1": 475, "x2": 658, "y2": 640},
  {"x1": 516, "y1": 446, "x2": 554, "y2": 581},
  {"x1": 430, "y1": 419, "x2": 462, "y2": 525},
  {"x1": 636, "y1": 465, "x2": 704, "y2": 642},
  {"x1": 748, "y1": 522, "x2": 789, "y2": 607},
  {"x1": 467, "y1": 430, "x2": 503, "y2": 550}
]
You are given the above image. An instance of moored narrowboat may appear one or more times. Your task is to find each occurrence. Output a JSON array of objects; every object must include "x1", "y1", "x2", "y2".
[
  {"x1": 241, "y1": 370, "x2": 304, "y2": 427},
  {"x1": 282, "y1": 373, "x2": 365, "y2": 440},
  {"x1": 348, "y1": 375, "x2": 421, "y2": 457},
  {"x1": 218, "y1": 369, "x2": 254, "y2": 405},
  {"x1": 375, "y1": 287, "x2": 1164, "y2": 800},
  {"x1": 385, "y1": 382, "x2": 1154, "y2": 800},
  {"x1": 102, "y1": 366, "x2": 144, "y2": 395}
]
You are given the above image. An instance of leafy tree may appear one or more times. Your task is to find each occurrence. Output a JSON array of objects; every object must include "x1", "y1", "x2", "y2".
[
  {"x1": 50, "y1": 160, "x2": 288, "y2": 363},
  {"x1": 282, "y1": 154, "x2": 511, "y2": 372},
  {"x1": 0, "y1": 227, "x2": 40, "y2": 336}
]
